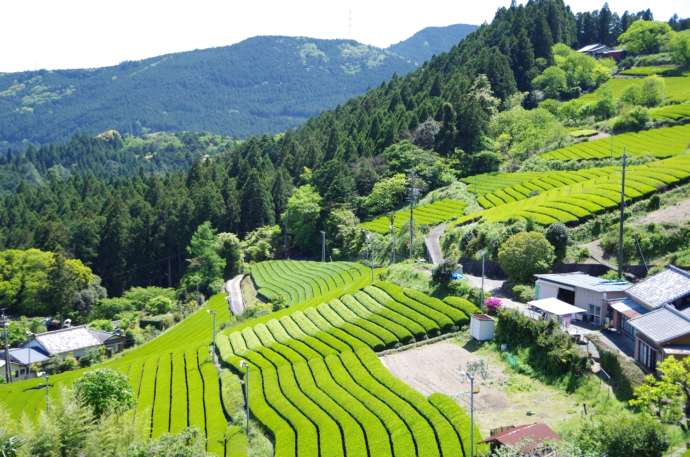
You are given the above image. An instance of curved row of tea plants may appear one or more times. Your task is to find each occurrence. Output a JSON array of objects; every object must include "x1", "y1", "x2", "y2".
[
  {"x1": 217, "y1": 282, "x2": 482, "y2": 457},
  {"x1": 360, "y1": 199, "x2": 466, "y2": 234},
  {"x1": 250, "y1": 260, "x2": 369, "y2": 305},
  {"x1": 465, "y1": 168, "x2": 615, "y2": 209},
  {"x1": 650, "y1": 103, "x2": 690, "y2": 122},
  {"x1": 454, "y1": 153, "x2": 690, "y2": 226},
  {"x1": 538, "y1": 124, "x2": 690, "y2": 161}
]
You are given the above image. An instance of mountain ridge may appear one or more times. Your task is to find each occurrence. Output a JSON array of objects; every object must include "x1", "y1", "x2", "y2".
[{"x1": 0, "y1": 24, "x2": 476, "y2": 148}]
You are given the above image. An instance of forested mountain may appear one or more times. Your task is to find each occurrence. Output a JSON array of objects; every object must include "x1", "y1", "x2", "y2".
[
  {"x1": 387, "y1": 24, "x2": 477, "y2": 64},
  {"x1": 0, "y1": 0, "x2": 579, "y2": 294},
  {"x1": 0, "y1": 27, "x2": 475, "y2": 148}
]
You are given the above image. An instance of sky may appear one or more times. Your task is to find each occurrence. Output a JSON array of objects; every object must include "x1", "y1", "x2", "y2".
[{"x1": 2, "y1": 0, "x2": 689, "y2": 72}]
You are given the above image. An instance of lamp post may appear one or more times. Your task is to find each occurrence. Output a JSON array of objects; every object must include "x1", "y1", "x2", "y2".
[
  {"x1": 1, "y1": 309, "x2": 10, "y2": 384},
  {"x1": 26, "y1": 331, "x2": 33, "y2": 379},
  {"x1": 480, "y1": 251, "x2": 486, "y2": 307},
  {"x1": 38, "y1": 371, "x2": 49, "y2": 409},
  {"x1": 320, "y1": 230, "x2": 326, "y2": 262},
  {"x1": 240, "y1": 360, "x2": 250, "y2": 431},
  {"x1": 460, "y1": 371, "x2": 476, "y2": 457},
  {"x1": 207, "y1": 310, "x2": 217, "y2": 362}
]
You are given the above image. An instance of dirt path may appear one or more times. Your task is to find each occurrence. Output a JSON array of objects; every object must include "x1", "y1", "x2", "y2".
[
  {"x1": 380, "y1": 341, "x2": 580, "y2": 435},
  {"x1": 425, "y1": 224, "x2": 447, "y2": 265},
  {"x1": 634, "y1": 196, "x2": 690, "y2": 225},
  {"x1": 225, "y1": 274, "x2": 245, "y2": 315}
]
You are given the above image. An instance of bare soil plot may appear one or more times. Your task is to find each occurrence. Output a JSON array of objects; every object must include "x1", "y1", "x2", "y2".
[
  {"x1": 634, "y1": 196, "x2": 690, "y2": 225},
  {"x1": 379, "y1": 340, "x2": 581, "y2": 435}
]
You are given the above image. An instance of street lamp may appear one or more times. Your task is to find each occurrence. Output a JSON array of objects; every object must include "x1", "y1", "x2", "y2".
[
  {"x1": 240, "y1": 360, "x2": 250, "y2": 431},
  {"x1": 207, "y1": 310, "x2": 217, "y2": 362},
  {"x1": 26, "y1": 331, "x2": 34, "y2": 379},
  {"x1": 38, "y1": 371, "x2": 49, "y2": 409},
  {"x1": 459, "y1": 371, "x2": 476, "y2": 457}
]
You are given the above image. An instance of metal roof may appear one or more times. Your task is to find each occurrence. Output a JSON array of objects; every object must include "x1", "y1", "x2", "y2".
[
  {"x1": 483, "y1": 423, "x2": 559, "y2": 451},
  {"x1": 610, "y1": 298, "x2": 648, "y2": 319},
  {"x1": 626, "y1": 266, "x2": 690, "y2": 309},
  {"x1": 535, "y1": 272, "x2": 630, "y2": 293},
  {"x1": 528, "y1": 298, "x2": 586, "y2": 316},
  {"x1": 629, "y1": 305, "x2": 690, "y2": 344},
  {"x1": 6, "y1": 348, "x2": 50, "y2": 365},
  {"x1": 33, "y1": 325, "x2": 109, "y2": 356}
]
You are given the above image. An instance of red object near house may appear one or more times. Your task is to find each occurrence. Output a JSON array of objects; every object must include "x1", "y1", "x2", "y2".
[{"x1": 482, "y1": 423, "x2": 560, "y2": 453}]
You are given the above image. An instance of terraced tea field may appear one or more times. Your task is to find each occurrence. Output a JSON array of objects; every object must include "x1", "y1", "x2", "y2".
[
  {"x1": 360, "y1": 199, "x2": 466, "y2": 234},
  {"x1": 250, "y1": 260, "x2": 369, "y2": 305},
  {"x1": 577, "y1": 73, "x2": 690, "y2": 104},
  {"x1": 457, "y1": 153, "x2": 690, "y2": 226},
  {"x1": 217, "y1": 282, "x2": 483, "y2": 457},
  {"x1": 538, "y1": 124, "x2": 690, "y2": 161},
  {"x1": 651, "y1": 103, "x2": 690, "y2": 122},
  {"x1": 0, "y1": 294, "x2": 231, "y2": 455}
]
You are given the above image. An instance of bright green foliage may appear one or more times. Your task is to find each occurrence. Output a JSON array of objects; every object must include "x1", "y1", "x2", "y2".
[
  {"x1": 619, "y1": 65, "x2": 678, "y2": 76},
  {"x1": 670, "y1": 32, "x2": 690, "y2": 67},
  {"x1": 283, "y1": 185, "x2": 323, "y2": 253},
  {"x1": 631, "y1": 356, "x2": 690, "y2": 426},
  {"x1": 578, "y1": 74, "x2": 690, "y2": 105},
  {"x1": 539, "y1": 124, "x2": 690, "y2": 161},
  {"x1": 250, "y1": 260, "x2": 368, "y2": 306},
  {"x1": 650, "y1": 102, "x2": 690, "y2": 122},
  {"x1": 181, "y1": 222, "x2": 226, "y2": 297},
  {"x1": 215, "y1": 232, "x2": 243, "y2": 279},
  {"x1": 490, "y1": 107, "x2": 568, "y2": 162},
  {"x1": 620, "y1": 75, "x2": 666, "y2": 107},
  {"x1": 573, "y1": 413, "x2": 669, "y2": 457},
  {"x1": 498, "y1": 232, "x2": 555, "y2": 283},
  {"x1": 428, "y1": 393, "x2": 488, "y2": 456},
  {"x1": 443, "y1": 296, "x2": 481, "y2": 316},
  {"x1": 198, "y1": 348, "x2": 226, "y2": 456},
  {"x1": 360, "y1": 199, "x2": 466, "y2": 234},
  {"x1": 361, "y1": 173, "x2": 408, "y2": 217},
  {"x1": 619, "y1": 20, "x2": 673, "y2": 55},
  {"x1": 74, "y1": 369, "x2": 135, "y2": 419},
  {"x1": 241, "y1": 225, "x2": 282, "y2": 263},
  {"x1": 550, "y1": 43, "x2": 614, "y2": 92},
  {"x1": 0, "y1": 248, "x2": 94, "y2": 316},
  {"x1": 532, "y1": 66, "x2": 567, "y2": 98},
  {"x1": 217, "y1": 280, "x2": 478, "y2": 457}
]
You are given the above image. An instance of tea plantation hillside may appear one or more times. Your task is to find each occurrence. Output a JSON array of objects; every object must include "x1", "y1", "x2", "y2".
[{"x1": 217, "y1": 281, "x2": 483, "y2": 457}]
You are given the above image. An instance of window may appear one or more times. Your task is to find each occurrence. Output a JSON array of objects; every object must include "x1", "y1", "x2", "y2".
[
  {"x1": 588, "y1": 304, "x2": 601, "y2": 324},
  {"x1": 637, "y1": 340, "x2": 657, "y2": 371}
]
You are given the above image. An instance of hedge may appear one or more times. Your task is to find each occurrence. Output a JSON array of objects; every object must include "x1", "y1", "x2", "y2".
[{"x1": 443, "y1": 296, "x2": 481, "y2": 317}]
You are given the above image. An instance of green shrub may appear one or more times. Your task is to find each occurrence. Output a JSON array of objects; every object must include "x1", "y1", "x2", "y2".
[
  {"x1": 612, "y1": 107, "x2": 650, "y2": 133},
  {"x1": 498, "y1": 232, "x2": 555, "y2": 283},
  {"x1": 511, "y1": 284, "x2": 535, "y2": 302},
  {"x1": 443, "y1": 296, "x2": 480, "y2": 316},
  {"x1": 431, "y1": 260, "x2": 455, "y2": 286},
  {"x1": 593, "y1": 337, "x2": 646, "y2": 401}
]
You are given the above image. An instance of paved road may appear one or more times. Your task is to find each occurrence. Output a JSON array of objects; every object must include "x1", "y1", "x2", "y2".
[
  {"x1": 424, "y1": 224, "x2": 447, "y2": 265},
  {"x1": 225, "y1": 274, "x2": 245, "y2": 315}
]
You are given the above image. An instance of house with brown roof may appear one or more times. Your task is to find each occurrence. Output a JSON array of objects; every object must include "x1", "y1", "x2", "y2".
[{"x1": 482, "y1": 423, "x2": 560, "y2": 455}]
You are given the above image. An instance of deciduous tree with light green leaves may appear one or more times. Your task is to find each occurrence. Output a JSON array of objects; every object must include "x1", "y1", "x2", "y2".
[
  {"x1": 283, "y1": 185, "x2": 323, "y2": 254},
  {"x1": 74, "y1": 369, "x2": 135, "y2": 419},
  {"x1": 618, "y1": 20, "x2": 673, "y2": 55},
  {"x1": 498, "y1": 232, "x2": 555, "y2": 283},
  {"x1": 362, "y1": 173, "x2": 407, "y2": 217},
  {"x1": 670, "y1": 32, "x2": 690, "y2": 67},
  {"x1": 631, "y1": 356, "x2": 690, "y2": 429},
  {"x1": 180, "y1": 222, "x2": 226, "y2": 297}
]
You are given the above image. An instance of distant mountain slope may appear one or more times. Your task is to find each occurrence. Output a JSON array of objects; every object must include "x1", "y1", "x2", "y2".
[
  {"x1": 387, "y1": 23, "x2": 478, "y2": 64},
  {"x1": 0, "y1": 27, "x2": 473, "y2": 148}
]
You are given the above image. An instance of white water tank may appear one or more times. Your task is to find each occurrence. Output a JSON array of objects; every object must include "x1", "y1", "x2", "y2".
[{"x1": 470, "y1": 314, "x2": 495, "y2": 341}]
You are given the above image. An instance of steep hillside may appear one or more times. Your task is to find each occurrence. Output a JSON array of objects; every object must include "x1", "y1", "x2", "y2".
[{"x1": 388, "y1": 23, "x2": 477, "y2": 64}]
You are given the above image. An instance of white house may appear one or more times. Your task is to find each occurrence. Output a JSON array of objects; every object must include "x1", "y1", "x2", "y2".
[
  {"x1": 534, "y1": 273, "x2": 630, "y2": 325},
  {"x1": 25, "y1": 325, "x2": 125, "y2": 360}
]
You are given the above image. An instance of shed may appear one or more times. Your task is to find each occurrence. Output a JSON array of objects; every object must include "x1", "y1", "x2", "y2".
[
  {"x1": 483, "y1": 423, "x2": 560, "y2": 453},
  {"x1": 470, "y1": 314, "x2": 495, "y2": 341}
]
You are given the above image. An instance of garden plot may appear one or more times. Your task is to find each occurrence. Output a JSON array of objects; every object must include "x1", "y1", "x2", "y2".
[{"x1": 380, "y1": 340, "x2": 580, "y2": 436}]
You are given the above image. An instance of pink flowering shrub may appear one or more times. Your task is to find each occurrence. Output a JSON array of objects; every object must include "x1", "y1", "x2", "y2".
[{"x1": 484, "y1": 296, "x2": 502, "y2": 314}]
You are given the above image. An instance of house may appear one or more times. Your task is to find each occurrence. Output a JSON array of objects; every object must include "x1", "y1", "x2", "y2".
[
  {"x1": 482, "y1": 423, "x2": 560, "y2": 455},
  {"x1": 1, "y1": 347, "x2": 50, "y2": 381},
  {"x1": 577, "y1": 43, "x2": 625, "y2": 60},
  {"x1": 25, "y1": 325, "x2": 126, "y2": 360},
  {"x1": 534, "y1": 273, "x2": 630, "y2": 325},
  {"x1": 608, "y1": 266, "x2": 690, "y2": 371}
]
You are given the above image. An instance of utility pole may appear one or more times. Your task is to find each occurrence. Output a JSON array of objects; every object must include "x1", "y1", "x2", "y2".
[
  {"x1": 408, "y1": 173, "x2": 419, "y2": 260},
  {"x1": 240, "y1": 360, "x2": 250, "y2": 431},
  {"x1": 283, "y1": 208, "x2": 290, "y2": 259},
  {"x1": 320, "y1": 231, "x2": 326, "y2": 262},
  {"x1": 480, "y1": 251, "x2": 486, "y2": 307},
  {"x1": 1, "y1": 309, "x2": 10, "y2": 384},
  {"x1": 389, "y1": 213, "x2": 396, "y2": 264},
  {"x1": 618, "y1": 151, "x2": 627, "y2": 279},
  {"x1": 460, "y1": 371, "x2": 476, "y2": 457}
]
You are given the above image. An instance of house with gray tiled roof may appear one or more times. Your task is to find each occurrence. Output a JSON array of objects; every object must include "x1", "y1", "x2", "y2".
[
  {"x1": 1, "y1": 348, "x2": 50, "y2": 381},
  {"x1": 25, "y1": 325, "x2": 126, "y2": 360},
  {"x1": 608, "y1": 266, "x2": 690, "y2": 371}
]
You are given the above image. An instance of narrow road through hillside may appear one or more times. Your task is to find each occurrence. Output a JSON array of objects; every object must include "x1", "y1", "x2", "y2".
[
  {"x1": 425, "y1": 224, "x2": 447, "y2": 265},
  {"x1": 225, "y1": 274, "x2": 245, "y2": 315}
]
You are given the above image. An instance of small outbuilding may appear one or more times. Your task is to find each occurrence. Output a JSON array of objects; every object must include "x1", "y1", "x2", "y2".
[
  {"x1": 483, "y1": 423, "x2": 560, "y2": 454},
  {"x1": 470, "y1": 314, "x2": 495, "y2": 341},
  {"x1": 527, "y1": 297, "x2": 586, "y2": 327}
]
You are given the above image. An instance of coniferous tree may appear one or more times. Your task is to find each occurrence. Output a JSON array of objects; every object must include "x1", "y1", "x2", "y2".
[
  {"x1": 240, "y1": 171, "x2": 274, "y2": 235},
  {"x1": 435, "y1": 103, "x2": 457, "y2": 156}
]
